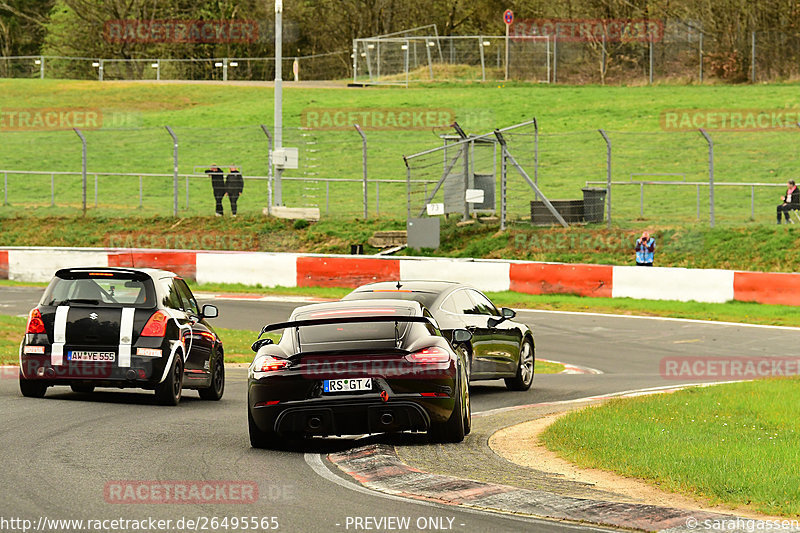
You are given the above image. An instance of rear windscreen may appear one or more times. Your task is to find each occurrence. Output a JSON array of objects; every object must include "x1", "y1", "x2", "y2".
[
  {"x1": 342, "y1": 290, "x2": 439, "y2": 309},
  {"x1": 298, "y1": 321, "x2": 411, "y2": 347},
  {"x1": 42, "y1": 273, "x2": 156, "y2": 308}
]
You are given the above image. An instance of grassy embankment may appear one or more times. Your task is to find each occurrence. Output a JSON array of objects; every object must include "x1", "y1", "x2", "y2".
[{"x1": 542, "y1": 380, "x2": 800, "y2": 517}]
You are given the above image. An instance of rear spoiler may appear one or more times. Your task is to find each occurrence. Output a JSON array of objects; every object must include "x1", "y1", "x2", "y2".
[
  {"x1": 257, "y1": 315, "x2": 437, "y2": 353},
  {"x1": 259, "y1": 315, "x2": 436, "y2": 335}
]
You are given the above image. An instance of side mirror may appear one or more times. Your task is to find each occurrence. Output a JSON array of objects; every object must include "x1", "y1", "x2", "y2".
[
  {"x1": 251, "y1": 338, "x2": 274, "y2": 352},
  {"x1": 452, "y1": 328, "x2": 472, "y2": 344},
  {"x1": 201, "y1": 304, "x2": 218, "y2": 319},
  {"x1": 502, "y1": 307, "x2": 516, "y2": 319}
]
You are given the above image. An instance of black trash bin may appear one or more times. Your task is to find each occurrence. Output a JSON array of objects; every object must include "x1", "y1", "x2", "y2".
[{"x1": 582, "y1": 188, "x2": 607, "y2": 223}]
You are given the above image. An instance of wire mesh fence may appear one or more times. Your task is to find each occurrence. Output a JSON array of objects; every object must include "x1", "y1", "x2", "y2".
[{"x1": 1, "y1": 120, "x2": 798, "y2": 225}]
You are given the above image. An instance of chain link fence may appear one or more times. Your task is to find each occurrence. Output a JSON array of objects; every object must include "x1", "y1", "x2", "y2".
[{"x1": 1, "y1": 120, "x2": 798, "y2": 225}]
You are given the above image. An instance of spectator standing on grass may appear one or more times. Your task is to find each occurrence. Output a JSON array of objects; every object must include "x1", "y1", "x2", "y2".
[
  {"x1": 205, "y1": 164, "x2": 226, "y2": 216},
  {"x1": 635, "y1": 231, "x2": 656, "y2": 266},
  {"x1": 776, "y1": 179, "x2": 799, "y2": 224},
  {"x1": 226, "y1": 167, "x2": 244, "y2": 217}
]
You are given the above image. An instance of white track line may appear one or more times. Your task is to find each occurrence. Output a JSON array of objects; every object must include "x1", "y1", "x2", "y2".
[{"x1": 516, "y1": 308, "x2": 800, "y2": 331}]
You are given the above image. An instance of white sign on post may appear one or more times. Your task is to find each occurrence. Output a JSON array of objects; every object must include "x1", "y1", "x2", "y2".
[
  {"x1": 465, "y1": 189, "x2": 485, "y2": 203},
  {"x1": 426, "y1": 203, "x2": 445, "y2": 216},
  {"x1": 271, "y1": 147, "x2": 299, "y2": 169}
]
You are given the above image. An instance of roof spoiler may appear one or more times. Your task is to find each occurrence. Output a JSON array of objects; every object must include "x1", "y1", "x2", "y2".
[{"x1": 258, "y1": 315, "x2": 435, "y2": 336}]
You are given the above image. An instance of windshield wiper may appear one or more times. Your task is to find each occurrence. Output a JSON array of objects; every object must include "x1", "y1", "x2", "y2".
[{"x1": 52, "y1": 298, "x2": 100, "y2": 306}]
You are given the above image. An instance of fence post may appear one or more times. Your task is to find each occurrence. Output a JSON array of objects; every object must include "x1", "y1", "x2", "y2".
[
  {"x1": 404, "y1": 157, "x2": 411, "y2": 220},
  {"x1": 751, "y1": 31, "x2": 756, "y2": 83},
  {"x1": 3, "y1": 171, "x2": 7, "y2": 206},
  {"x1": 649, "y1": 38, "x2": 654, "y2": 84},
  {"x1": 185, "y1": 176, "x2": 189, "y2": 209},
  {"x1": 552, "y1": 36, "x2": 557, "y2": 83},
  {"x1": 533, "y1": 117, "x2": 539, "y2": 201},
  {"x1": 165, "y1": 126, "x2": 179, "y2": 217},
  {"x1": 260, "y1": 125, "x2": 273, "y2": 212},
  {"x1": 751, "y1": 185, "x2": 755, "y2": 220},
  {"x1": 500, "y1": 142, "x2": 507, "y2": 231},
  {"x1": 376, "y1": 182, "x2": 380, "y2": 215},
  {"x1": 598, "y1": 129, "x2": 612, "y2": 229},
  {"x1": 139, "y1": 176, "x2": 143, "y2": 208},
  {"x1": 73, "y1": 128, "x2": 87, "y2": 216},
  {"x1": 94, "y1": 174, "x2": 98, "y2": 207},
  {"x1": 478, "y1": 36, "x2": 486, "y2": 81},
  {"x1": 50, "y1": 173, "x2": 54, "y2": 206},
  {"x1": 699, "y1": 33, "x2": 704, "y2": 83},
  {"x1": 354, "y1": 124, "x2": 367, "y2": 219},
  {"x1": 699, "y1": 128, "x2": 715, "y2": 227},
  {"x1": 39, "y1": 56, "x2": 45, "y2": 79}
]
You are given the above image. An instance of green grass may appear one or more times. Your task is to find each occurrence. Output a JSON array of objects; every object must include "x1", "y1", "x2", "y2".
[
  {"x1": 541, "y1": 380, "x2": 800, "y2": 516},
  {"x1": 1, "y1": 79, "x2": 800, "y2": 224}
]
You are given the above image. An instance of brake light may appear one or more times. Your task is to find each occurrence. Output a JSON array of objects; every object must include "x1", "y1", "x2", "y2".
[
  {"x1": 26, "y1": 309, "x2": 46, "y2": 334},
  {"x1": 141, "y1": 310, "x2": 168, "y2": 337},
  {"x1": 254, "y1": 355, "x2": 290, "y2": 373},
  {"x1": 405, "y1": 346, "x2": 450, "y2": 364}
]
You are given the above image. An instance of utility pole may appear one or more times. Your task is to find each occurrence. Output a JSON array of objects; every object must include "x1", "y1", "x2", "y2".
[{"x1": 273, "y1": 0, "x2": 284, "y2": 205}]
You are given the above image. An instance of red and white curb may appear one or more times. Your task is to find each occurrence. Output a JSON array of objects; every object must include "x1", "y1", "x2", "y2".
[{"x1": 305, "y1": 383, "x2": 769, "y2": 533}]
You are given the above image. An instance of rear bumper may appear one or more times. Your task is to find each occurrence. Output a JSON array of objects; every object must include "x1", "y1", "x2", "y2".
[
  {"x1": 248, "y1": 385, "x2": 455, "y2": 437},
  {"x1": 19, "y1": 352, "x2": 170, "y2": 387}
]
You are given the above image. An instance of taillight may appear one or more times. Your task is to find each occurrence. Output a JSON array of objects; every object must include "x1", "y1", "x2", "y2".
[
  {"x1": 141, "y1": 310, "x2": 169, "y2": 337},
  {"x1": 405, "y1": 346, "x2": 451, "y2": 364},
  {"x1": 26, "y1": 309, "x2": 46, "y2": 334},
  {"x1": 253, "y1": 355, "x2": 290, "y2": 373}
]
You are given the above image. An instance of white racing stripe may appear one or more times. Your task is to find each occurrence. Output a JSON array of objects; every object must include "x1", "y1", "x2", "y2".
[
  {"x1": 118, "y1": 308, "x2": 135, "y2": 368},
  {"x1": 51, "y1": 306, "x2": 69, "y2": 366}
]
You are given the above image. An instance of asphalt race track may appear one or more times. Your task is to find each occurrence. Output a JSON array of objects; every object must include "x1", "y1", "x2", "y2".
[{"x1": 2, "y1": 286, "x2": 796, "y2": 533}]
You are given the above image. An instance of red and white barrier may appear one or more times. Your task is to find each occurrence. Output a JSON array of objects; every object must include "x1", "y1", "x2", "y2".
[{"x1": 0, "y1": 246, "x2": 797, "y2": 307}]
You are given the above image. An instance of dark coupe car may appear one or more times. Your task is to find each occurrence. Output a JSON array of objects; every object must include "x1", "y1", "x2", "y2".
[
  {"x1": 247, "y1": 299, "x2": 472, "y2": 447},
  {"x1": 343, "y1": 281, "x2": 534, "y2": 391},
  {"x1": 19, "y1": 267, "x2": 224, "y2": 405}
]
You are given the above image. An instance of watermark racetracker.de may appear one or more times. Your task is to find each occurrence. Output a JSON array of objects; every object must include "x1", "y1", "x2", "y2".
[
  {"x1": 660, "y1": 109, "x2": 800, "y2": 131},
  {"x1": 104, "y1": 19, "x2": 260, "y2": 44},
  {"x1": 0, "y1": 108, "x2": 142, "y2": 131},
  {"x1": 511, "y1": 18, "x2": 664, "y2": 42},
  {"x1": 661, "y1": 357, "x2": 800, "y2": 379}
]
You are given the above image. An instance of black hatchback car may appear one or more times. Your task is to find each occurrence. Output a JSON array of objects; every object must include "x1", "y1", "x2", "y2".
[
  {"x1": 19, "y1": 267, "x2": 224, "y2": 405},
  {"x1": 247, "y1": 300, "x2": 472, "y2": 447},
  {"x1": 343, "y1": 281, "x2": 535, "y2": 391}
]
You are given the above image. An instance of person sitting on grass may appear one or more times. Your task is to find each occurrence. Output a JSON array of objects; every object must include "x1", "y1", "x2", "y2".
[{"x1": 777, "y1": 179, "x2": 799, "y2": 224}]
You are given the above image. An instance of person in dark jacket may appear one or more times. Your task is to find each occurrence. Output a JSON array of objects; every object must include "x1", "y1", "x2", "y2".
[
  {"x1": 226, "y1": 167, "x2": 244, "y2": 217},
  {"x1": 205, "y1": 165, "x2": 226, "y2": 216},
  {"x1": 777, "y1": 179, "x2": 799, "y2": 224}
]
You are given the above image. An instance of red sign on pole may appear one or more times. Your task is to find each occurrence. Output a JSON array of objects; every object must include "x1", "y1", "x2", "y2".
[{"x1": 503, "y1": 10, "x2": 514, "y2": 25}]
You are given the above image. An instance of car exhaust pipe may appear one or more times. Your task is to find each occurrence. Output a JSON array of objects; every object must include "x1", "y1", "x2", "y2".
[
  {"x1": 380, "y1": 413, "x2": 394, "y2": 425},
  {"x1": 44, "y1": 368, "x2": 55, "y2": 378},
  {"x1": 308, "y1": 417, "x2": 322, "y2": 429},
  {"x1": 126, "y1": 369, "x2": 137, "y2": 381}
]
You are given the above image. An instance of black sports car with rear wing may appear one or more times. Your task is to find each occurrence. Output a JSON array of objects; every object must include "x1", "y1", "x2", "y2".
[
  {"x1": 19, "y1": 267, "x2": 224, "y2": 405},
  {"x1": 343, "y1": 281, "x2": 535, "y2": 391},
  {"x1": 247, "y1": 300, "x2": 472, "y2": 447}
]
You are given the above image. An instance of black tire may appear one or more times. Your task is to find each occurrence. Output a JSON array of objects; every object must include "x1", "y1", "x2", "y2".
[
  {"x1": 248, "y1": 408, "x2": 280, "y2": 449},
  {"x1": 70, "y1": 384, "x2": 95, "y2": 394},
  {"x1": 19, "y1": 375, "x2": 47, "y2": 398},
  {"x1": 457, "y1": 345, "x2": 472, "y2": 384},
  {"x1": 155, "y1": 354, "x2": 183, "y2": 406},
  {"x1": 505, "y1": 339, "x2": 535, "y2": 391},
  {"x1": 198, "y1": 354, "x2": 225, "y2": 401},
  {"x1": 429, "y1": 367, "x2": 466, "y2": 444}
]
